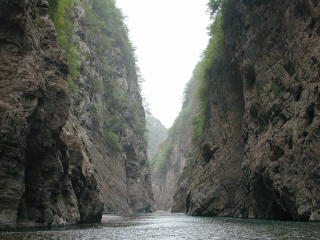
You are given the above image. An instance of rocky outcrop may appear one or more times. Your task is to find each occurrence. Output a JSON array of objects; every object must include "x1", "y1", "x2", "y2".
[
  {"x1": 169, "y1": 0, "x2": 320, "y2": 221},
  {"x1": 146, "y1": 115, "x2": 167, "y2": 160},
  {"x1": 0, "y1": 0, "x2": 102, "y2": 229}
]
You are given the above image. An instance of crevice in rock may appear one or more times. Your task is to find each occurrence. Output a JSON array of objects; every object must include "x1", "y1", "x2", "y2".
[
  {"x1": 305, "y1": 103, "x2": 315, "y2": 125},
  {"x1": 201, "y1": 144, "x2": 219, "y2": 164},
  {"x1": 244, "y1": 65, "x2": 256, "y2": 89},
  {"x1": 284, "y1": 61, "x2": 295, "y2": 76}
]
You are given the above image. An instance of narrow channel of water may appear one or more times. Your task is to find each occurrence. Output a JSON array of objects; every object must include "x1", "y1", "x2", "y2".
[{"x1": 1, "y1": 213, "x2": 320, "y2": 240}]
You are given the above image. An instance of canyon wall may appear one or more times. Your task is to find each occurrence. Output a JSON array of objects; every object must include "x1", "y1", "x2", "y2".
[
  {"x1": 228, "y1": 0, "x2": 320, "y2": 221},
  {"x1": 159, "y1": 0, "x2": 320, "y2": 221},
  {"x1": 64, "y1": 0, "x2": 153, "y2": 214},
  {"x1": 151, "y1": 77, "x2": 200, "y2": 211},
  {"x1": 0, "y1": 0, "x2": 153, "y2": 229},
  {"x1": 185, "y1": 56, "x2": 245, "y2": 217},
  {"x1": 0, "y1": 0, "x2": 103, "y2": 229},
  {"x1": 146, "y1": 115, "x2": 167, "y2": 161}
]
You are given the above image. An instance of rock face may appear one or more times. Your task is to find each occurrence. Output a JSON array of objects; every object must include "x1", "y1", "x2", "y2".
[
  {"x1": 228, "y1": 0, "x2": 320, "y2": 221},
  {"x1": 166, "y1": 0, "x2": 320, "y2": 221},
  {"x1": 0, "y1": 0, "x2": 102, "y2": 229},
  {"x1": 146, "y1": 115, "x2": 167, "y2": 160},
  {"x1": 151, "y1": 77, "x2": 200, "y2": 212},
  {"x1": 66, "y1": 0, "x2": 153, "y2": 214},
  {"x1": 0, "y1": 0, "x2": 153, "y2": 229},
  {"x1": 185, "y1": 59, "x2": 245, "y2": 217}
]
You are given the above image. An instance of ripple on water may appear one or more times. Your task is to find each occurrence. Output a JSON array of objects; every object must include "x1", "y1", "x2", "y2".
[{"x1": 1, "y1": 214, "x2": 320, "y2": 240}]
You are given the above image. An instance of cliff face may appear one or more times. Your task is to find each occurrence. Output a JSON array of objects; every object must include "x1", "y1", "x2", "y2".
[
  {"x1": 171, "y1": 0, "x2": 320, "y2": 221},
  {"x1": 0, "y1": 0, "x2": 153, "y2": 229},
  {"x1": 65, "y1": 0, "x2": 153, "y2": 213},
  {"x1": 229, "y1": 0, "x2": 320, "y2": 221},
  {"x1": 0, "y1": 0, "x2": 102, "y2": 229},
  {"x1": 185, "y1": 58, "x2": 245, "y2": 217},
  {"x1": 146, "y1": 115, "x2": 167, "y2": 160},
  {"x1": 145, "y1": 115, "x2": 172, "y2": 211},
  {"x1": 151, "y1": 77, "x2": 200, "y2": 212}
]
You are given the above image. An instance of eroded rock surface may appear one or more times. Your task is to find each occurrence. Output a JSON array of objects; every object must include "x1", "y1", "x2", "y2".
[
  {"x1": 0, "y1": 0, "x2": 102, "y2": 229},
  {"x1": 0, "y1": 0, "x2": 154, "y2": 229},
  {"x1": 185, "y1": 59, "x2": 245, "y2": 217},
  {"x1": 68, "y1": 1, "x2": 153, "y2": 213},
  {"x1": 146, "y1": 115, "x2": 167, "y2": 160},
  {"x1": 230, "y1": 0, "x2": 320, "y2": 221},
  {"x1": 173, "y1": 0, "x2": 320, "y2": 221},
  {"x1": 151, "y1": 77, "x2": 200, "y2": 212}
]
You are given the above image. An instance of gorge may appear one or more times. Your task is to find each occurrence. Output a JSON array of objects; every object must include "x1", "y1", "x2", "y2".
[{"x1": 0, "y1": 0, "x2": 320, "y2": 237}]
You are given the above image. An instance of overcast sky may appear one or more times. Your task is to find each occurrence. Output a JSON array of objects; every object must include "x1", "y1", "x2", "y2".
[{"x1": 116, "y1": 0, "x2": 210, "y2": 128}]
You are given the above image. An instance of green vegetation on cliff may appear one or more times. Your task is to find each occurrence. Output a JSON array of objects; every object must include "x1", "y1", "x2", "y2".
[
  {"x1": 152, "y1": 3, "x2": 227, "y2": 172},
  {"x1": 49, "y1": 0, "x2": 145, "y2": 150},
  {"x1": 146, "y1": 116, "x2": 168, "y2": 160},
  {"x1": 152, "y1": 138, "x2": 172, "y2": 172},
  {"x1": 48, "y1": 0, "x2": 81, "y2": 90},
  {"x1": 192, "y1": 13, "x2": 224, "y2": 143},
  {"x1": 48, "y1": 0, "x2": 135, "y2": 91},
  {"x1": 208, "y1": 0, "x2": 224, "y2": 16},
  {"x1": 151, "y1": 77, "x2": 196, "y2": 173},
  {"x1": 83, "y1": 0, "x2": 136, "y2": 75},
  {"x1": 81, "y1": 0, "x2": 145, "y2": 150}
]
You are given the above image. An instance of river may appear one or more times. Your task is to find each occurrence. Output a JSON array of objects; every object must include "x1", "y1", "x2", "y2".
[{"x1": 1, "y1": 213, "x2": 320, "y2": 240}]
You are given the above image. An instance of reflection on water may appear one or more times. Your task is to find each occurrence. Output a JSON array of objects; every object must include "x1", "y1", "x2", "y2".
[{"x1": 1, "y1": 213, "x2": 320, "y2": 240}]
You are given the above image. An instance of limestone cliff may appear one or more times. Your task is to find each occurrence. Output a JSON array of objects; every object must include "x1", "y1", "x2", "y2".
[
  {"x1": 0, "y1": 0, "x2": 153, "y2": 229},
  {"x1": 0, "y1": 0, "x2": 102, "y2": 229},
  {"x1": 163, "y1": 0, "x2": 320, "y2": 221},
  {"x1": 151, "y1": 77, "x2": 200, "y2": 212},
  {"x1": 228, "y1": 0, "x2": 320, "y2": 221},
  {"x1": 146, "y1": 115, "x2": 167, "y2": 161},
  {"x1": 63, "y1": 0, "x2": 153, "y2": 213}
]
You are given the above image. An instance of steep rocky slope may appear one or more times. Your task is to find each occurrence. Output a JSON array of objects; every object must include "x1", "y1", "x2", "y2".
[
  {"x1": 0, "y1": 0, "x2": 102, "y2": 229},
  {"x1": 60, "y1": 0, "x2": 153, "y2": 214},
  {"x1": 151, "y1": 77, "x2": 200, "y2": 211},
  {"x1": 145, "y1": 115, "x2": 167, "y2": 160},
  {"x1": 182, "y1": 11, "x2": 247, "y2": 217},
  {"x1": 228, "y1": 0, "x2": 320, "y2": 221},
  {"x1": 0, "y1": 0, "x2": 153, "y2": 229},
  {"x1": 161, "y1": 0, "x2": 320, "y2": 221},
  {"x1": 185, "y1": 53, "x2": 246, "y2": 217}
]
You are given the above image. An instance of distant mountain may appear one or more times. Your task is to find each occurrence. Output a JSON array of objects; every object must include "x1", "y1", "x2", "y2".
[{"x1": 146, "y1": 115, "x2": 168, "y2": 160}]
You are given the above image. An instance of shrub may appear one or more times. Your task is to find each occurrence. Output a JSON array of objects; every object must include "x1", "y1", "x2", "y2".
[
  {"x1": 103, "y1": 128, "x2": 121, "y2": 150},
  {"x1": 208, "y1": 0, "x2": 224, "y2": 17}
]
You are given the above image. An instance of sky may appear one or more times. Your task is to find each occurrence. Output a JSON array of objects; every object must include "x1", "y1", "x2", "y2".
[{"x1": 116, "y1": 0, "x2": 211, "y2": 128}]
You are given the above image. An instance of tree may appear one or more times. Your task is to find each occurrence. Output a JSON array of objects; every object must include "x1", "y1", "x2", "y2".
[{"x1": 208, "y1": 0, "x2": 224, "y2": 18}]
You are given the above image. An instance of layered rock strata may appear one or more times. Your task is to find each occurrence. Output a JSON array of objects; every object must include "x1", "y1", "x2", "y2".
[
  {"x1": 146, "y1": 115, "x2": 167, "y2": 160},
  {"x1": 172, "y1": 0, "x2": 320, "y2": 221},
  {"x1": 0, "y1": 0, "x2": 154, "y2": 229},
  {"x1": 68, "y1": 0, "x2": 153, "y2": 213},
  {"x1": 0, "y1": 0, "x2": 103, "y2": 229},
  {"x1": 151, "y1": 77, "x2": 200, "y2": 212},
  {"x1": 229, "y1": 0, "x2": 320, "y2": 221}
]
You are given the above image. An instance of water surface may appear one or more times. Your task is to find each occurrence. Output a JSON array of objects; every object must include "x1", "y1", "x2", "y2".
[{"x1": 1, "y1": 213, "x2": 320, "y2": 240}]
